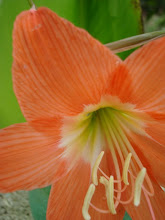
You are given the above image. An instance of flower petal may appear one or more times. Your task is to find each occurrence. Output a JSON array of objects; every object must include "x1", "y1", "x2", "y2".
[
  {"x1": 146, "y1": 121, "x2": 165, "y2": 146},
  {"x1": 30, "y1": 117, "x2": 63, "y2": 136},
  {"x1": 47, "y1": 160, "x2": 91, "y2": 220},
  {"x1": 106, "y1": 63, "x2": 133, "y2": 103},
  {"x1": 0, "y1": 123, "x2": 67, "y2": 192},
  {"x1": 130, "y1": 132, "x2": 165, "y2": 187},
  {"x1": 123, "y1": 178, "x2": 165, "y2": 220},
  {"x1": 106, "y1": 37, "x2": 165, "y2": 120},
  {"x1": 13, "y1": 7, "x2": 121, "y2": 121},
  {"x1": 124, "y1": 37, "x2": 165, "y2": 119}
]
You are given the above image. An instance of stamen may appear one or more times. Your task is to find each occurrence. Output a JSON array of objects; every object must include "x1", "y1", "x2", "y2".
[
  {"x1": 113, "y1": 115, "x2": 154, "y2": 196},
  {"x1": 100, "y1": 175, "x2": 124, "y2": 191},
  {"x1": 129, "y1": 170, "x2": 154, "y2": 197},
  {"x1": 134, "y1": 168, "x2": 146, "y2": 206},
  {"x1": 99, "y1": 168, "x2": 122, "y2": 183},
  {"x1": 114, "y1": 195, "x2": 134, "y2": 205},
  {"x1": 98, "y1": 167, "x2": 110, "y2": 180},
  {"x1": 89, "y1": 203, "x2": 110, "y2": 214},
  {"x1": 82, "y1": 184, "x2": 95, "y2": 220},
  {"x1": 122, "y1": 153, "x2": 132, "y2": 185},
  {"x1": 100, "y1": 176, "x2": 117, "y2": 214},
  {"x1": 107, "y1": 176, "x2": 116, "y2": 214},
  {"x1": 92, "y1": 151, "x2": 104, "y2": 185},
  {"x1": 114, "y1": 175, "x2": 135, "y2": 205},
  {"x1": 114, "y1": 184, "x2": 127, "y2": 193},
  {"x1": 142, "y1": 185, "x2": 154, "y2": 197},
  {"x1": 143, "y1": 189, "x2": 156, "y2": 220}
]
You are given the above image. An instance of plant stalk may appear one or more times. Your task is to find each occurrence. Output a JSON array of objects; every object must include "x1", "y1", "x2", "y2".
[
  {"x1": 105, "y1": 30, "x2": 165, "y2": 53},
  {"x1": 27, "y1": 0, "x2": 36, "y2": 9}
]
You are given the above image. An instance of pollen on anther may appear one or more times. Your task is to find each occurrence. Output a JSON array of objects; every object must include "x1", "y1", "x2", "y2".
[
  {"x1": 134, "y1": 168, "x2": 146, "y2": 206},
  {"x1": 107, "y1": 176, "x2": 116, "y2": 214},
  {"x1": 122, "y1": 153, "x2": 132, "y2": 185},
  {"x1": 82, "y1": 184, "x2": 95, "y2": 220},
  {"x1": 92, "y1": 151, "x2": 104, "y2": 185}
]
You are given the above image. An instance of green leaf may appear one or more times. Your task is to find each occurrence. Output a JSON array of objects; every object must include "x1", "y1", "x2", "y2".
[
  {"x1": 29, "y1": 186, "x2": 51, "y2": 220},
  {"x1": 124, "y1": 212, "x2": 132, "y2": 220}
]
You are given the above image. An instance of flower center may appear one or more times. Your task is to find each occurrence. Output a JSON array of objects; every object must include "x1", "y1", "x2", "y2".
[
  {"x1": 60, "y1": 96, "x2": 155, "y2": 219},
  {"x1": 60, "y1": 96, "x2": 148, "y2": 164}
]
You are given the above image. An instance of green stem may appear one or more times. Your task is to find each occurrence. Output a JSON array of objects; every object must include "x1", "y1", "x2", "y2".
[
  {"x1": 105, "y1": 30, "x2": 165, "y2": 53},
  {"x1": 27, "y1": 0, "x2": 35, "y2": 8}
]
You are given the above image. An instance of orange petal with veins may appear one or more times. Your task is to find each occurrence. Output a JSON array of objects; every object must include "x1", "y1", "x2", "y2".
[
  {"x1": 146, "y1": 121, "x2": 165, "y2": 146},
  {"x1": 47, "y1": 160, "x2": 91, "y2": 220},
  {"x1": 0, "y1": 123, "x2": 67, "y2": 192},
  {"x1": 106, "y1": 37, "x2": 165, "y2": 122},
  {"x1": 30, "y1": 117, "x2": 63, "y2": 137},
  {"x1": 123, "y1": 178, "x2": 165, "y2": 220},
  {"x1": 12, "y1": 7, "x2": 121, "y2": 121},
  {"x1": 129, "y1": 132, "x2": 165, "y2": 187},
  {"x1": 124, "y1": 37, "x2": 165, "y2": 120}
]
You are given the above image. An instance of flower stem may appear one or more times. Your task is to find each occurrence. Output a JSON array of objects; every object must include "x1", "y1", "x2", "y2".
[
  {"x1": 105, "y1": 30, "x2": 165, "y2": 53},
  {"x1": 27, "y1": 0, "x2": 36, "y2": 8}
]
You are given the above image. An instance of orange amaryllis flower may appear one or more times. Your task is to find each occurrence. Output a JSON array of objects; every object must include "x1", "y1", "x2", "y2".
[{"x1": 0, "y1": 7, "x2": 165, "y2": 220}]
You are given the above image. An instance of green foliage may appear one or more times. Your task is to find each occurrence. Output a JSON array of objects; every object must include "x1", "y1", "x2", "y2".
[
  {"x1": 141, "y1": 0, "x2": 165, "y2": 18},
  {"x1": 144, "y1": 14, "x2": 165, "y2": 32},
  {"x1": 0, "y1": 0, "x2": 27, "y2": 128},
  {"x1": 29, "y1": 186, "x2": 51, "y2": 220},
  {"x1": 0, "y1": 0, "x2": 143, "y2": 219},
  {"x1": 124, "y1": 212, "x2": 132, "y2": 220}
]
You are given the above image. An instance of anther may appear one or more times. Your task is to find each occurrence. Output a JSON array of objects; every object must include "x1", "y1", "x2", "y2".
[
  {"x1": 100, "y1": 175, "x2": 116, "y2": 214},
  {"x1": 107, "y1": 176, "x2": 116, "y2": 214},
  {"x1": 122, "y1": 153, "x2": 132, "y2": 185},
  {"x1": 92, "y1": 151, "x2": 104, "y2": 185},
  {"x1": 82, "y1": 184, "x2": 95, "y2": 220},
  {"x1": 134, "y1": 168, "x2": 146, "y2": 206}
]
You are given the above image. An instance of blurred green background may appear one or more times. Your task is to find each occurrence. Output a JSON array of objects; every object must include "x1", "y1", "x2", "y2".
[
  {"x1": 0, "y1": 0, "x2": 164, "y2": 219},
  {"x1": 141, "y1": 0, "x2": 165, "y2": 32}
]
